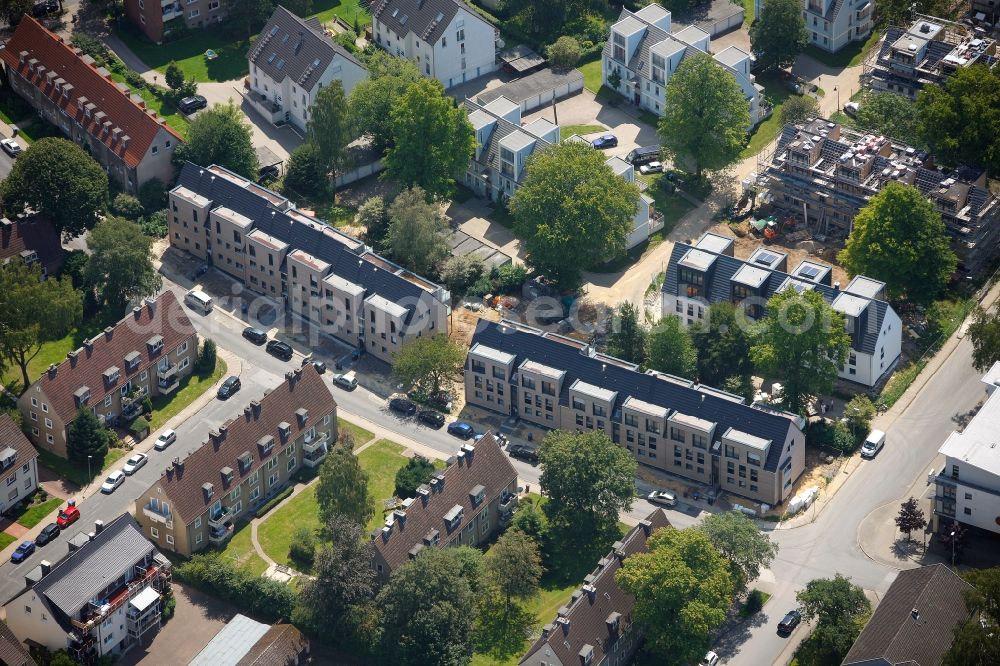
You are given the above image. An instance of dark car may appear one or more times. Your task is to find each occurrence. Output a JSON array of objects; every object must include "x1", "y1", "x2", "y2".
[
  {"x1": 777, "y1": 610, "x2": 802, "y2": 635},
  {"x1": 591, "y1": 134, "x2": 618, "y2": 149},
  {"x1": 389, "y1": 397, "x2": 417, "y2": 416},
  {"x1": 242, "y1": 327, "x2": 267, "y2": 345},
  {"x1": 35, "y1": 523, "x2": 60, "y2": 547},
  {"x1": 31, "y1": 0, "x2": 58, "y2": 17},
  {"x1": 625, "y1": 144, "x2": 661, "y2": 166},
  {"x1": 10, "y1": 540, "x2": 35, "y2": 563},
  {"x1": 418, "y1": 410, "x2": 445, "y2": 428},
  {"x1": 303, "y1": 359, "x2": 326, "y2": 374},
  {"x1": 178, "y1": 95, "x2": 208, "y2": 114},
  {"x1": 447, "y1": 421, "x2": 475, "y2": 439},
  {"x1": 217, "y1": 376, "x2": 241, "y2": 399},
  {"x1": 508, "y1": 444, "x2": 539, "y2": 463},
  {"x1": 266, "y1": 340, "x2": 294, "y2": 361}
]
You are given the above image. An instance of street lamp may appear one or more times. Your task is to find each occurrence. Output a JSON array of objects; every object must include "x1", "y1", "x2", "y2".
[
  {"x1": 950, "y1": 530, "x2": 956, "y2": 567},
  {"x1": 87, "y1": 455, "x2": 92, "y2": 494},
  {"x1": 834, "y1": 86, "x2": 840, "y2": 111}
]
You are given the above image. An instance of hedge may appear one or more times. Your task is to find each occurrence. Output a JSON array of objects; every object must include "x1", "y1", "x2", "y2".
[
  {"x1": 175, "y1": 552, "x2": 296, "y2": 622},
  {"x1": 255, "y1": 486, "x2": 295, "y2": 519}
]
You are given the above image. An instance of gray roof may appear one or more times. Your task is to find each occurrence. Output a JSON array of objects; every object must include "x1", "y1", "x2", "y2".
[
  {"x1": 248, "y1": 6, "x2": 362, "y2": 92},
  {"x1": 464, "y1": 98, "x2": 553, "y2": 182},
  {"x1": 602, "y1": 8, "x2": 701, "y2": 79},
  {"x1": 188, "y1": 614, "x2": 271, "y2": 665},
  {"x1": 476, "y1": 67, "x2": 583, "y2": 107},
  {"x1": 372, "y1": 0, "x2": 482, "y2": 44}
]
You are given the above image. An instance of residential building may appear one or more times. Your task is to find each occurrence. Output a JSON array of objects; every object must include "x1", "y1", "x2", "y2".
[
  {"x1": 802, "y1": 0, "x2": 874, "y2": 53},
  {"x1": 371, "y1": 0, "x2": 499, "y2": 89},
  {"x1": 932, "y1": 361, "x2": 1000, "y2": 536},
  {"x1": 246, "y1": 7, "x2": 368, "y2": 133},
  {"x1": 16, "y1": 291, "x2": 197, "y2": 458},
  {"x1": 863, "y1": 18, "x2": 998, "y2": 99},
  {"x1": 843, "y1": 564, "x2": 973, "y2": 666},
  {"x1": 0, "y1": 622, "x2": 37, "y2": 666},
  {"x1": 134, "y1": 366, "x2": 337, "y2": 556},
  {"x1": 466, "y1": 320, "x2": 806, "y2": 506},
  {"x1": 124, "y1": 0, "x2": 224, "y2": 44},
  {"x1": 604, "y1": 156, "x2": 663, "y2": 250},
  {"x1": 168, "y1": 162, "x2": 450, "y2": 365},
  {"x1": 189, "y1": 614, "x2": 310, "y2": 665},
  {"x1": 4, "y1": 514, "x2": 172, "y2": 662},
  {"x1": 0, "y1": 413, "x2": 40, "y2": 515},
  {"x1": 0, "y1": 17, "x2": 183, "y2": 194},
  {"x1": 972, "y1": 0, "x2": 999, "y2": 27},
  {"x1": 1, "y1": 214, "x2": 64, "y2": 278},
  {"x1": 760, "y1": 117, "x2": 1000, "y2": 276},
  {"x1": 520, "y1": 510, "x2": 671, "y2": 666},
  {"x1": 371, "y1": 432, "x2": 518, "y2": 580},
  {"x1": 601, "y1": 5, "x2": 765, "y2": 126},
  {"x1": 662, "y1": 232, "x2": 902, "y2": 387}
]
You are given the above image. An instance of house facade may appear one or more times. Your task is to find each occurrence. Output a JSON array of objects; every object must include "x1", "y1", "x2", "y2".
[
  {"x1": 604, "y1": 156, "x2": 661, "y2": 250},
  {"x1": 124, "y1": 0, "x2": 224, "y2": 44},
  {"x1": 466, "y1": 320, "x2": 806, "y2": 506},
  {"x1": 662, "y1": 232, "x2": 902, "y2": 388},
  {"x1": 134, "y1": 366, "x2": 337, "y2": 556},
  {"x1": 4, "y1": 514, "x2": 172, "y2": 662},
  {"x1": 246, "y1": 7, "x2": 368, "y2": 133},
  {"x1": 761, "y1": 117, "x2": 1000, "y2": 277},
  {"x1": 371, "y1": 432, "x2": 517, "y2": 580},
  {"x1": 802, "y1": 0, "x2": 874, "y2": 53},
  {"x1": 601, "y1": 5, "x2": 765, "y2": 126},
  {"x1": 17, "y1": 291, "x2": 197, "y2": 458},
  {"x1": 0, "y1": 17, "x2": 183, "y2": 194},
  {"x1": 0, "y1": 413, "x2": 39, "y2": 515},
  {"x1": 371, "y1": 0, "x2": 498, "y2": 89},
  {"x1": 168, "y1": 163, "x2": 450, "y2": 365},
  {"x1": 1, "y1": 214, "x2": 64, "y2": 278}
]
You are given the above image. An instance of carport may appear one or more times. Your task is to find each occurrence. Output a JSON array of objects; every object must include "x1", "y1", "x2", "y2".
[
  {"x1": 255, "y1": 145, "x2": 284, "y2": 181},
  {"x1": 476, "y1": 68, "x2": 584, "y2": 114},
  {"x1": 499, "y1": 45, "x2": 546, "y2": 75}
]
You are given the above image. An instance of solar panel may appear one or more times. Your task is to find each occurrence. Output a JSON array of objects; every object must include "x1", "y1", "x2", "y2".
[
  {"x1": 754, "y1": 251, "x2": 778, "y2": 266},
  {"x1": 798, "y1": 265, "x2": 821, "y2": 280}
]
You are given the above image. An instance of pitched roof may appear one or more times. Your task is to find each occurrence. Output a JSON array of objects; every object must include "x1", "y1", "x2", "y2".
[
  {"x1": 372, "y1": 433, "x2": 517, "y2": 572},
  {"x1": 0, "y1": 413, "x2": 38, "y2": 486},
  {"x1": 0, "y1": 214, "x2": 64, "y2": 276},
  {"x1": 471, "y1": 321, "x2": 801, "y2": 473},
  {"x1": 0, "y1": 621, "x2": 36, "y2": 666},
  {"x1": 237, "y1": 623, "x2": 310, "y2": 665},
  {"x1": 464, "y1": 97, "x2": 554, "y2": 182},
  {"x1": 843, "y1": 564, "x2": 974, "y2": 666},
  {"x1": 0, "y1": 17, "x2": 183, "y2": 168},
  {"x1": 154, "y1": 366, "x2": 336, "y2": 524},
  {"x1": 520, "y1": 510, "x2": 671, "y2": 666},
  {"x1": 27, "y1": 291, "x2": 195, "y2": 424},
  {"x1": 372, "y1": 0, "x2": 483, "y2": 44},
  {"x1": 248, "y1": 6, "x2": 363, "y2": 92},
  {"x1": 188, "y1": 614, "x2": 271, "y2": 666}
]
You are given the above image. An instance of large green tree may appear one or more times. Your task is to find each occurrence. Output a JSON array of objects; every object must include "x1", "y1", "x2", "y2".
[
  {"x1": 510, "y1": 141, "x2": 639, "y2": 287},
  {"x1": 749, "y1": 0, "x2": 808, "y2": 71},
  {"x1": 0, "y1": 0, "x2": 33, "y2": 26},
  {"x1": 283, "y1": 143, "x2": 329, "y2": 199},
  {"x1": 225, "y1": 0, "x2": 273, "y2": 39},
  {"x1": 606, "y1": 302, "x2": 647, "y2": 365},
  {"x1": 315, "y1": 446, "x2": 373, "y2": 528},
  {"x1": 838, "y1": 182, "x2": 956, "y2": 303},
  {"x1": 796, "y1": 575, "x2": 872, "y2": 665},
  {"x1": 691, "y1": 302, "x2": 754, "y2": 387},
  {"x1": 348, "y1": 52, "x2": 422, "y2": 151},
  {"x1": 391, "y1": 334, "x2": 465, "y2": 398},
  {"x1": 659, "y1": 52, "x2": 750, "y2": 177},
  {"x1": 67, "y1": 407, "x2": 112, "y2": 465},
  {"x1": 968, "y1": 303, "x2": 1000, "y2": 372},
  {"x1": 0, "y1": 259, "x2": 82, "y2": 391},
  {"x1": 306, "y1": 80, "x2": 353, "y2": 195},
  {"x1": 917, "y1": 65, "x2": 1000, "y2": 173},
  {"x1": 477, "y1": 530, "x2": 543, "y2": 661},
  {"x1": 699, "y1": 511, "x2": 778, "y2": 595},
  {"x1": 616, "y1": 527, "x2": 734, "y2": 664},
  {"x1": 852, "y1": 91, "x2": 921, "y2": 147},
  {"x1": 944, "y1": 567, "x2": 1000, "y2": 665},
  {"x1": 384, "y1": 187, "x2": 450, "y2": 275},
  {"x1": 385, "y1": 78, "x2": 475, "y2": 200},
  {"x1": 84, "y1": 217, "x2": 162, "y2": 314},
  {"x1": 175, "y1": 101, "x2": 258, "y2": 179},
  {"x1": 0, "y1": 137, "x2": 108, "y2": 238},
  {"x1": 646, "y1": 316, "x2": 698, "y2": 378},
  {"x1": 750, "y1": 288, "x2": 851, "y2": 414},
  {"x1": 394, "y1": 456, "x2": 436, "y2": 499}
]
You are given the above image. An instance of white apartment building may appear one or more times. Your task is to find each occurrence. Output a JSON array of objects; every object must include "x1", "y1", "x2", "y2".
[
  {"x1": 802, "y1": 0, "x2": 874, "y2": 53},
  {"x1": 604, "y1": 156, "x2": 662, "y2": 250},
  {"x1": 0, "y1": 413, "x2": 39, "y2": 515}
]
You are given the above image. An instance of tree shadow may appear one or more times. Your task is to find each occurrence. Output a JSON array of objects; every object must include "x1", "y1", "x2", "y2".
[{"x1": 712, "y1": 606, "x2": 770, "y2": 660}]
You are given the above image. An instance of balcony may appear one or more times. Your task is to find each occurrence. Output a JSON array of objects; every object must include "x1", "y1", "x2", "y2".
[
  {"x1": 127, "y1": 610, "x2": 161, "y2": 640},
  {"x1": 245, "y1": 89, "x2": 285, "y2": 125},
  {"x1": 209, "y1": 523, "x2": 234, "y2": 544},
  {"x1": 302, "y1": 431, "x2": 328, "y2": 453},
  {"x1": 162, "y1": 1, "x2": 182, "y2": 19},
  {"x1": 158, "y1": 362, "x2": 178, "y2": 381},
  {"x1": 208, "y1": 505, "x2": 234, "y2": 529},
  {"x1": 142, "y1": 503, "x2": 172, "y2": 527},
  {"x1": 303, "y1": 446, "x2": 328, "y2": 468},
  {"x1": 71, "y1": 565, "x2": 164, "y2": 631}
]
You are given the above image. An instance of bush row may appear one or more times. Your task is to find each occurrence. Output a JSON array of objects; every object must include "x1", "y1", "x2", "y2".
[
  {"x1": 175, "y1": 552, "x2": 296, "y2": 622},
  {"x1": 255, "y1": 486, "x2": 295, "y2": 519}
]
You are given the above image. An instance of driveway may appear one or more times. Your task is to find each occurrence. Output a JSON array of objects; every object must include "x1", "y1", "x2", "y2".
[
  {"x1": 445, "y1": 198, "x2": 525, "y2": 263},
  {"x1": 196, "y1": 81, "x2": 303, "y2": 162}
]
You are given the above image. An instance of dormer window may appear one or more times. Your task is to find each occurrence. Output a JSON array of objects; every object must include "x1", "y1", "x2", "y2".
[
  {"x1": 257, "y1": 435, "x2": 274, "y2": 457},
  {"x1": 147, "y1": 335, "x2": 164, "y2": 354},
  {"x1": 0, "y1": 448, "x2": 16, "y2": 471},
  {"x1": 221, "y1": 466, "x2": 234, "y2": 485},
  {"x1": 238, "y1": 451, "x2": 254, "y2": 473},
  {"x1": 73, "y1": 386, "x2": 91, "y2": 406},
  {"x1": 124, "y1": 351, "x2": 141, "y2": 372},
  {"x1": 295, "y1": 407, "x2": 308, "y2": 427},
  {"x1": 103, "y1": 366, "x2": 120, "y2": 386},
  {"x1": 470, "y1": 484, "x2": 485, "y2": 506},
  {"x1": 278, "y1": 421, "x2": 291, "y2": 440},
  {"x1": 202, "y1": 482, "x2": 214, "y2": 500},
  {"x1": 444, "y1": 504, "x2": 463, "y2": 531}
]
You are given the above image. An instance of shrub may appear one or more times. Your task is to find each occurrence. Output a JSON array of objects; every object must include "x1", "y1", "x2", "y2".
[
  {"x1": 288, "y1": 527, "x2": 317, "y2": 567},
  {"x1": 141, "y1": 396, "x2": 153, "y2": 414},
  {"x1": 162, "y1": 591, "x2": 176, "y2": 620},
  {"x1": 255, "y1": 486, "x2": 294, "y2": 518},
  {"x1": 283, "y1": 143, "x2": 328, "y2": 200},
  {"x1": 547, "y1": 36, "x2": 582, "y2": 69},
  {"x1": 112, "y1": 193, "x2": 144, "y2": 220},
  {"x1": 394, "y1": 456, "x2": 436, "y2": 498},
  {"x1": 176, "y1": 552, "x2": 296, "y2": 621},
  {"x1": 467, "y1": 274, "x2": 494, "y2": 297},
  {"x1": 780, "y1": 95, "x2": 820, "y2": 126},
  {"x1": 138, "y1": 210, "x2": 168, "y2": 238},
  {"x1": 494, "y1": 263, "x2": 528, "y2": 294},
  {"x1": 165, "y1": 61, "x2": 185, "y2": 91},
  {"x1": 196, "y1": 339, "x2": 217, "y2": 374},
  {"x1": 439, "y1": 254, "x2": 485, "y2": 295},
  {"x1": 335, "y1": 32, "x2": 359, "y2": 54},
  {"x1": 138, "y1": 178, "x2": 167, "y2": 213},
  {"x1": 745, "y1": 588, "x2": 766, "y2": 615},
  {"x1": 61, "y1": 250, "x2": 89, "y2": 289}
]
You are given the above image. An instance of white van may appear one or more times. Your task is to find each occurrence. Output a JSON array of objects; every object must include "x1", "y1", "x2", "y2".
[
  {"x1": 861, "y1": 429, "x2": 886, "y2": 458},
  {"x1": 184, "y1": 289, "x2": 213, "y2": 314}
]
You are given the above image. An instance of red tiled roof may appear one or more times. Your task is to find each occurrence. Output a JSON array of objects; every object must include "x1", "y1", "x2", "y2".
[
  {"x1": 0, "y1": 621, "x2": 36, "y2": 666},
  {"x1": 27, "y1": 290, "x2": 196, "y2": 424},
  {"x1": 0, "y1": 412, "x2": 38, "y2": 486},
  {"x1": 156, "y1": 366, "x2": 337, "y2": 523},
  {"x1": 0, "y1": 17, "x2": 184, "y2": 168},
  {"x1": 372, "y1": 433, "x2": 518, "y2": 572},
  {"x1": 0, "y1": 214, "x2": 64, "y2": 275}
]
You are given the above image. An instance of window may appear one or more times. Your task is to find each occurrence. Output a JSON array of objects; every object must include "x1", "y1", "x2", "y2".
[
  {"x1": 288, "y1": 458, "x2": 296, "y2": 472},
  {"x1": 150, "y1": 527, "x2": 159, "y2": 538},
  {"x1": 670, "y1": 427, "x2": 684, "y2": 442},
  {"x1": 964, "y1": 507, "x2": 972, "y2": 515},
  {"x1": 195, "y1": 533, "x2": 203, "y2": 545},
  {"x1": 166, "y1": 534, "x2": 174, "y2": 545},
  {"x1": 269, "y1": 473, "x2": 278, "y2": 486},
  {"x1": 194, "y1": 517, "x2": 202, "y2": 528},
  {"x1": 44, "y1": 418, "x2": 52, "y2": 429}
]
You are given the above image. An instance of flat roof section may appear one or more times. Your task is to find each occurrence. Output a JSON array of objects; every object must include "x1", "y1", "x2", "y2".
[
  {"x1": 211, "y1": 206, "x2": 254, "y2": 229},
  {"x1": 469, "y1": 343, "x2": 516, "y2": 366},
  {"x1": 679, "y1": 248, "x2": 717, "y2": 271},
  {"x1": 623, "y1": 396, "x2": 670, "y2": 419},
  {"x1": 832, "y1": 292, "x2": 869, "y2": 318},
  {"x1": 724, "y1": 427, "x2": 771, "y2": 451},
  {"x1": 694, "y1": 232, "x2": 734, "y2": 255},
  {"x1": 520, "y1": 359, "x2": 565, "y2": 381},
  {"x1": 172, "y1": 186, "x2": 211, "y2": 208},
  {"x1": 845, "y1": 275, "x2": 886, "y2": 300},
  {"x1": 365, "y1": 293, "x2": 408, "y2": 319},
  {"x1": 732, "y1": 264, "x2": 770, "y2": 289},
  {"x1": 571, "y1": 379, "x2": 618, "y2": 404},
  {"x1": 669, "y1": 411, "x2": 716, "y2": 432}
]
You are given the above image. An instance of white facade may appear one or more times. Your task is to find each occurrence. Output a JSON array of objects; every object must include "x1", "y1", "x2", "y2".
[
  {"x1": 247, "y1": 56, "x2": 366, "y2": 133},
  {"x1": 605, "y1": 156, "x2": 660, "y2": 249},
  {"x1": 0, "y1": 453, "x2": 38, "y2": 514},
  {"x1": 802, "y1": 0, "x2": 874, "y2": 53}
]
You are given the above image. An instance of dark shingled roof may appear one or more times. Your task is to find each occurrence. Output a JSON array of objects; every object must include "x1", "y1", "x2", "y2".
[
  {"x1": 0, "y1": 413, "x2": 38, "y2": 488},
  {"x1": 0, "y1": 621, "x2": 36, "y2": 666},
  {"x1": 237, "y1": 623, "x2": 310, "y2": 665},
  {"x1": 0, "y1": 214, "x2": 64, "y2": 277},
  {"x1": 372, "y1": 0, "x2": 483, "y2": 45},
  {"x1": 844, "y1": 564, "x2": 974, "y2": 666}
]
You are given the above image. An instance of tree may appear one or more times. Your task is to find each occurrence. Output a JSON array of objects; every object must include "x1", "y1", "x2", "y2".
[
  {"x1": 647, "y1": 316, "x2": 697, "y2": 378},
  {"x1": 226, "y1": 0, "x2": 273, "y2": 39},
  {"x1": 699, "y1": 511, "x2": 778, "y2": 595},
  {"x1": 796, "y1": 575, "x2": 871, "y2": 665},
  {"x1": 394, "y1": 455, "x2": 436, "y2": 498},
  {"x1": 196, "y1": 339, "x2": 217, "y2": 375},
  {"x1": 439, "y1": 254, "x2": 485, "y2": 295},
  {"x1": 968, "y1": 303, "x2": 1000, "y2": 372},
  {"x1": 838, "y1": 182, "x2": 957, "y2": 304},
  {"x1": 0, "y1": 137, "x2": 108, "y2": 238},
  {"x1": 690, "y1": 302, "x2": 754, "y2": 387},
  {"x1": 66, "y1": 407, "x2": 111, "y2": 465},
  {"x1": 606, "y1": 302, "x2": 647, "y2": 365},
  {"x1": 944, "y1": 567, "x2": 1000, "y2": 665},
  {"x1": 843, "y1": 394, "x2": 876, "y2": 441},
  {"x1": 483, "y1": 529, "x2": 543, "y2": 614},
  {"x1": 510, "y1": 141, "x2": 639, "y2": 287},
  {"x1": 385, "y1": 78, "x2": 475, "y2": 200},
  {"x1": 377, "y1": 549, "x2": 477, "y2": 666},
  {"x1": 538, "y1": 430, "x2": 636, "y2": 541},
  {"x1": 165, "y1": 61, "x2": 185, "y2": 90},
  {"x1": 282, "y1": 0, "x2": 312, "y2": 15},
  {"x1": 616, "y1": 527, "x2": 734, "y2": 664},
  {"x1": 384, "y1": 187, "x2": 450, "y2": 275},
  {"x1": 547, "y1": 36, "x2": 582, "y2": 69},
  {"x1": 138, "y1": 178, "x2": 167, "y2": 214},
  {"x1": 283, "y1": 143, "x2": 328, "y2": 199},
  {"x1": 853, "y1": 91, "x2": 921, "y2": 147},
  {"x1": 347, "y1": 52, "x2": 422, "y2": 151},
  {"x1": 358, "y1": 195, "x2": 391, "y2": 253},
  {"x1": 750, "y1": 0, "x2": 808, "y2": 71},
  {"x1": 510, "y1": 501, "x2": 546, "y2": 544},
  {"x1": 175, "y1": 101, "x2": 258, "y2": 179},
  {"x1": 307, "y1": 81, "x2": 354, "y2": 196},
  {"x1": 315, "y1": 446, "x2": 373, "y2": 528},
  {"x1": 659, "y1": 53, "x2": 750, "y2": 177},
  {"x1": 0, "y1": 260, "x2": 82, "y2": 391},
  {"x1": 391, "y1": 334, "x2": 465, "y2": 398},
  {"x1": 916, "y1": 65, "x2": 1000, "y2": 173},
  {"x1": 288, "y1": 527, "x2": 317, "y2": 567},
  {"x1": 61, "y1": 250, "x2": 89, "y2": 290},
  {"x1": 780, "y1": 95, "x2": 819, "y2": 126},
  {"x1": 84, "y1": 217, "x2": 162, "y2": 313},
  {"x1": 112, "y1": 193, "x2": 144, "y2": 220},
  {"x1": 894, "y1": 497, "x2": 927, "y2": 543},
  {"x1": 751, "y1": 288, "x2": 851, "y2": 414}
]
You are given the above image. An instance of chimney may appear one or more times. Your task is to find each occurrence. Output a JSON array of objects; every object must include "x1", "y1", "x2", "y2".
[
  {"x1": 174, "y1": 457, "x2": 184, "y2": 472},
  {"x1": 133, "y1": 305, "x2": 142, "y2": 320},
  {"x1": 244, "y1": 405, "x2": 252, "y2": 418},
  {"x1": 104, "y1": 325, "x2": 114, "y2": 341},
  {"x1": 834, "y1": 281, "x2": 841, "y2": 290},
  {"x1": 284, "y1": 371, "x2": 294, "y2": 382},
  {"x1": 293, "y1": 367, "x2": 302, "y2": 381},
  {"x1": 417, "y1": 485, "x2": 430, "y2": 505},
  {"x1": 40, "y1": 560, "x2": 51, "y2": 576},
  {"x1": 911, "y1": 608, "x2": 920, "y2": 620},
  {"x1": 639, "y1": 518, "x2": 652, "y2": 535},
  {"x1": 446, "y1": 455, "x2": 457, "y2": 467},
  {"x1": 540, "y1": 623, "x2": 553, "y2": 639},
  {"x1": 47, "y1": 364, "x2": 57, "y2": 378},
  {"x1": 83, "y1": 338, "x2": 93, "y2": 353},
  {"x1": 94, "y1": 520, "x2": 104, "y2": 534},
  {"x1": 67, "y1": 349, "x2": 79, "y2": 367},
  {"x1": 250, "y1": 400, "x2": 261, "y2": 417}
]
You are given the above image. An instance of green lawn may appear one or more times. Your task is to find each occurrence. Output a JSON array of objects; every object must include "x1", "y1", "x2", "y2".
[
  {"x1": 219, "y1": 522, "x2": 269, "y2": 576},
  {"x1": 338, "y1": 417, "x2": 375, "y2": 448},
  {"x1": 147, "y1": 358, "x2": 227, "y2": 431},
  {"x1": 116, "y1": 29, "x2": 251, "y2": 82},
  {"x1": 560, "y1": 124, "x2": 606, "y2": 141},
  {"x1": 35, "y1": 447, "x2": 127, "y2": 487},
  {"x1": 742, "y1": 0, "x2": 755, "y2": 22},
  {"x1": 309, "y1": 0, "x2": 371, "y2": 27},
  {"x1": 641, "y1": 173, "x2": 697, "y2": 236},
  {"x1": 740, "y1": 71, "x2": 794, "y2": 159},
  {"x1": 0, "y1": 533, "x2": 16, "y2": 551},
  {"x1": 358, "y1": 440, "x2": 412, "y2": 531},
  {"x1": 578, "y1": 57, "x2": 603, "y2": 93},
  {"x1": 803, "y1": 30, "x2": 881, "y2": 69},
  {"x1": 14, "y1": 498, "x2": 63, "y2": 529},
  {"x1": 120, "y1": 79, "x2": 189, "y2": 138}
]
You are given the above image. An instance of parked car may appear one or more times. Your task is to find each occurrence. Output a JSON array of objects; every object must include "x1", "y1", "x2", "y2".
[
  {"x1": 592, "y1": 134, "x2": 618, "y2": 149},
  {"x1": 332, "y1": 371, "x2": 358, "y2": 390},
  {"x1": 122, "y1": 453, "x2": 148, "y2": 475},
  {"x1": 777, "y1": 610, "x2": 802, "y2": 635},
  {"x1": 447, "y1": 421, "x2": 475, "y2": 439},
  {"x1": 418, "y1": 410, "x2": 445, "y2": 428},
  {"x1": 178, "y1": 95, "x2": 208, "y2": 114},
  {"x1": 101, "y1": 470, "x2": 126, "y2": 494},
  {"x1": 31, "y1": 0, "x2": 58, "y2": 17},
  {"x1": 700, "y1": 652, "x2": 720, "y2": 666},
  {"x1": 309, "y1": 360, "x2": 327, "y2": 374},
  {"x1": 36, "y1": 523, "x2": 60, "y2": 546},
  {"x1": 389, "y1": 397, "x2": 417, "y2": 416},
  {"x1": 154, "y1": 428, "x2": 177, "y2": 451},
  {"x1": 647, "y1": 490, "x2": 678, "y2": 507},
  {"x1": 508, "y1": 444, "x2": 539, "y2": 463},
  {"x1": 266, "y1": 339, "x2": 294, "y2": 361},
  {"x1": 861, "y1": 429, "x2": 886, "y2": 458},
  {"x1": 242, "y1": 326, "x2": 267, "y2": 345},
  {"x1": 10, "y1": 540, "x2": 35, "y2": 563},
  {"x1": 217, "y1": 376, "x2": 242, "y2": 399},
  {"x1": 844, "y1": 101, "x2": 860, "y2": 118},
  {"x1": 639, "y1": 161, "x2": 664, "y2": 175},
  {"x1": 625, "y1": 144, "x2": 661, "y2": 165},
  {"x1": 1, "y1": 138, "x2": 22, "y2": 157},
  {"x1": 56, "y1": 501, "x2": 80, "y2": 528}
]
